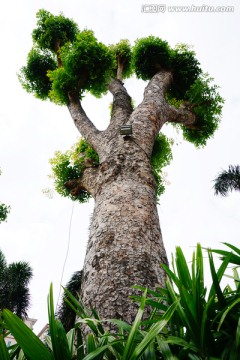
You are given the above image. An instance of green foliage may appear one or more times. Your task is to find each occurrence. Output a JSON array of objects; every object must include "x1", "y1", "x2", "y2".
[
  {"x1": 49, "y1": 138, "x2": 99, "y2": 203},
  {"x1": 2, "y1": 243, "x2": 240, "y2": 359},
  {"x1": 110, "y1": 39, "x2": 133, "y2": 79},
  {"x1": 49, "y1": 134, "x2": 172, "y2": 202},
  {"x1": 151, "y1": 134, "x2": 173, "y2": 198},
  {"x1": 19, "y1": 11, "x2": 222, "y2": 150},
  {"x1": 210, "y1": 242, "x2": 240, "y2": 267},
  {"x1": 132, "y1": 36, "x2": 172, "y2": 80},
  {"x1": 48, "y1": 30, "x2": 115, "y2": 104},
  {"x1": 32, "y1": 9, "x2": 79, "y2": 52},
  {"x1": 18, "y1": 47, "x2": 57, "y2": 100},
  {"x1": 133, "y1": 41, "x2": 201, "y2": 100},
  {"x1": 166, "y1": 96, "x2": 183, "y2": 109},
  {"x1": 169, "y1": 44, "x2": 202, "y2": 100},
  {"x1": 0, "y1": 204, "x2": 10, "y2": 224},
  {"x1": 1, "y1": 284, "x2": 177, "y2": 360},
  {"x1": 133, "y1": 242, "x2": 240, "y2": 359},
  {"x1": 47, "y1": 67, "x2": 77, "y2": 105},
  {"x1": 19, "y1": 10, "x2": 223, "y2": 157},
  {"x1": 214, "y1": 165, "x2": 240, "y2": 196},
  {"x1": 132, "y1": 39, "x2": 223, "y2": 147},
  {"x1": 0, "y1": 249, "x2": 32, "y2": 319},
  {"x1": 181, "y1": 73, "x2": 224, "y2": 147},
  {"x1": 0, "y1": 168, "x2": 10, "y2": 224},
  {"x1": 20, "y1": 11, "x2": 115, "y2": 104},
  {"x1": 56, "y1": 270, "x2": 83, "y2": 332}
]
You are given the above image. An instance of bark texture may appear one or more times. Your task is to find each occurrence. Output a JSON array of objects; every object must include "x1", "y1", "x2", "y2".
[
  {"x1": 82, "y1": 141, "x2": 167, "y2": 322},
  {"x1": 66, "y1": 71, "x2": 196, "y2": 323}
]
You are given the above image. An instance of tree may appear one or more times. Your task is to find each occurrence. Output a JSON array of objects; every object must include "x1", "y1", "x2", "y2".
[
  {"x1": 18, "y1": 9, "x2": 223, "y2": 323},
  {"x1": 0, "y1": 168, "x2": 10, "y2": 224},
  {"x1": 214, "y1": 165, "x2": 240, "y2": 196},
  {"x1": 56, "y1": 270, "x2": 83, "y2": 332},
  {"x1": 0, "y1": 204, "x2": 10, "y2": 224},
  {"x1": 0, "y1": 249, "x2": 33, "y2": 319}
]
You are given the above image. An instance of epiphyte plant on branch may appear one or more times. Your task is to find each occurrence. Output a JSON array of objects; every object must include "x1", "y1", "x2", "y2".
[{"x1": 18, "y1": 8, "x2": 224, "y2": 324}]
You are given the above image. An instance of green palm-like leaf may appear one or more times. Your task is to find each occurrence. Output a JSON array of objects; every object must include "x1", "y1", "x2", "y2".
[
  {"x1": 0, "y1": 336, "x2": 10, "y2": 360},
  {"x1": 122, "y1": 288, "x2": 147, "y2": 360},
  {"x1": 130, "y1": 301, "x2": 178, "y2": 359},
  {"x1": 214, "y1": 165, "x2": 240, "y2": 196},
  {"x1": 2, "y1": 310, "x2": 53, "y2": 360},
  {"x1": 47, "y1": 284, "x2": 71, "y2": 360}
]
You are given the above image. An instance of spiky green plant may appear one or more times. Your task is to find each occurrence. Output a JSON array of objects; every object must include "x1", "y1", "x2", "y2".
[{"x1": 1, "y1": 243, "x2": 240, "y2": 359}]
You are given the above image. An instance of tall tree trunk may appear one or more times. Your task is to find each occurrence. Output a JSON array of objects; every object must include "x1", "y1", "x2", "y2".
[
  {"x1": 81, "y1": 138, "x2": 167, "y2": 322},
  {"x1": 67, "y1": 71, "x2": 196, "y2": 323}
]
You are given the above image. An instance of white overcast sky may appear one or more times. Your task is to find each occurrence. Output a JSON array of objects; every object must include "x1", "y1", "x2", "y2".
[{"x1": 0, "y1": 0, "x2": 239, "y2": 333}]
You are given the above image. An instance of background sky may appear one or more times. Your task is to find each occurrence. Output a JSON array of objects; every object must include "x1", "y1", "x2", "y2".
[{"x1": 0, "y1": 0, "x2": 239, "y2": 334}]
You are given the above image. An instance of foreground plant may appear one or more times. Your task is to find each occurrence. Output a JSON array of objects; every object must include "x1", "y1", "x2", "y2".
[
  {"x1": 133, "y1": 243, "x2": 240, "y2": 359},
  {"x1": 1, "y1": 243, "x2": 239, "y2": 359},
  {"x1": 0, "y1": 285, "x2": 177, "y2": 359}
]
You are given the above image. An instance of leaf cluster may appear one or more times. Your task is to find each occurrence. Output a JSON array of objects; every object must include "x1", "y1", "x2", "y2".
[
  {"x1": 132, "y1": 36, "x2": 172, "y2": 80},
  {"x1": 49, "y1": 30, "x2": 115, "y2": 104},
  {"x1": 214, "y1": 165, "x2": 240, "y2": 196},
  {"x1": 49, "y1": 138, "x2": 99, "y2": 203},
  {"x1": 168, "y1": 43, "x2": 202, "y2": 100},
  {"x1": 19, "y1": 10, "x2": 116, "y2": 104},
  {"x1": 151, "y1": 134, "x2": 173, "y2": 199},
  {"x1": 110, "y1": 39, "x2": 133, "y2": 79},
  {"x1": 133, "y1": 242, "x2": 240, "y2": 359},
  {"x1": 182, "y1": 74, "x2": 224, "y2": 146},
  {"x1": 0, "y1": 203, "x2": 10, "y2": 224},
  {"x1": 56, "y1": 270, "x2": 83, "y2": 332},
  {"x1": 32, "y1": 9, "x2": 79, "y2": 52},
  {"x1": 132, "y1": 39, "x2": 201, "y2": 101},
  {"x1": 0, "y1": 169, "x2": 10, "y2": 224},
  {"x1": 18, "y1": 48, "x2": 57, "y2": 100},
  {"x1": 0, "y1": 250, "x2": 32, "y2": 319}
]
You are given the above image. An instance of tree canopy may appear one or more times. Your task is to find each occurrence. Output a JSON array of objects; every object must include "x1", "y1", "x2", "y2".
[
  {"x1": 0, "y1": 168, "x2": 10, "y2": 223},
  {"x1": 214, "y1": 165, "x2": 240, "y2": 196},
  {"x1": 0, "y1": 249, "x2": 33, "y2": 319},
  {"x1": 18, "y1": 9, "x2": 224, "y2": 202}
]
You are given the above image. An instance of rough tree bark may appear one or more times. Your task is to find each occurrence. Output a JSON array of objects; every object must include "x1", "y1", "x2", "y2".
[{"x1": 66, "y1": 71, "x2": 196, "y2": 322}]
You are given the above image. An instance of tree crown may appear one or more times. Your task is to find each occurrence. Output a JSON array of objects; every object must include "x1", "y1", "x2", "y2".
[{"x1": 19, "y1": 9, "x2": 224, "y2": 202}]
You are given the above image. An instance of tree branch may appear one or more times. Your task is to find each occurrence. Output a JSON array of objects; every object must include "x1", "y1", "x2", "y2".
[
  {"x1": 129, "y1": 71, "x2": 173, "y2": 157},
  {"x1": 167, "y1": 103, "x2": 197, "y2": 128},
  {"x1": 108, "y1": 79, "x2": 133, "y2": 125},
  {"x1": 68, "y1": 91, "x2": 104, "y2": 156},
  {"x1": 116, "y1": 56, "x2": 125, "y2": 81},
  {"x1": 99, "y1": 79, "x2": 133, "y2": 149},
  {"x1": 65, "y1": 166, "x2": 100, "y2": 198}
]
